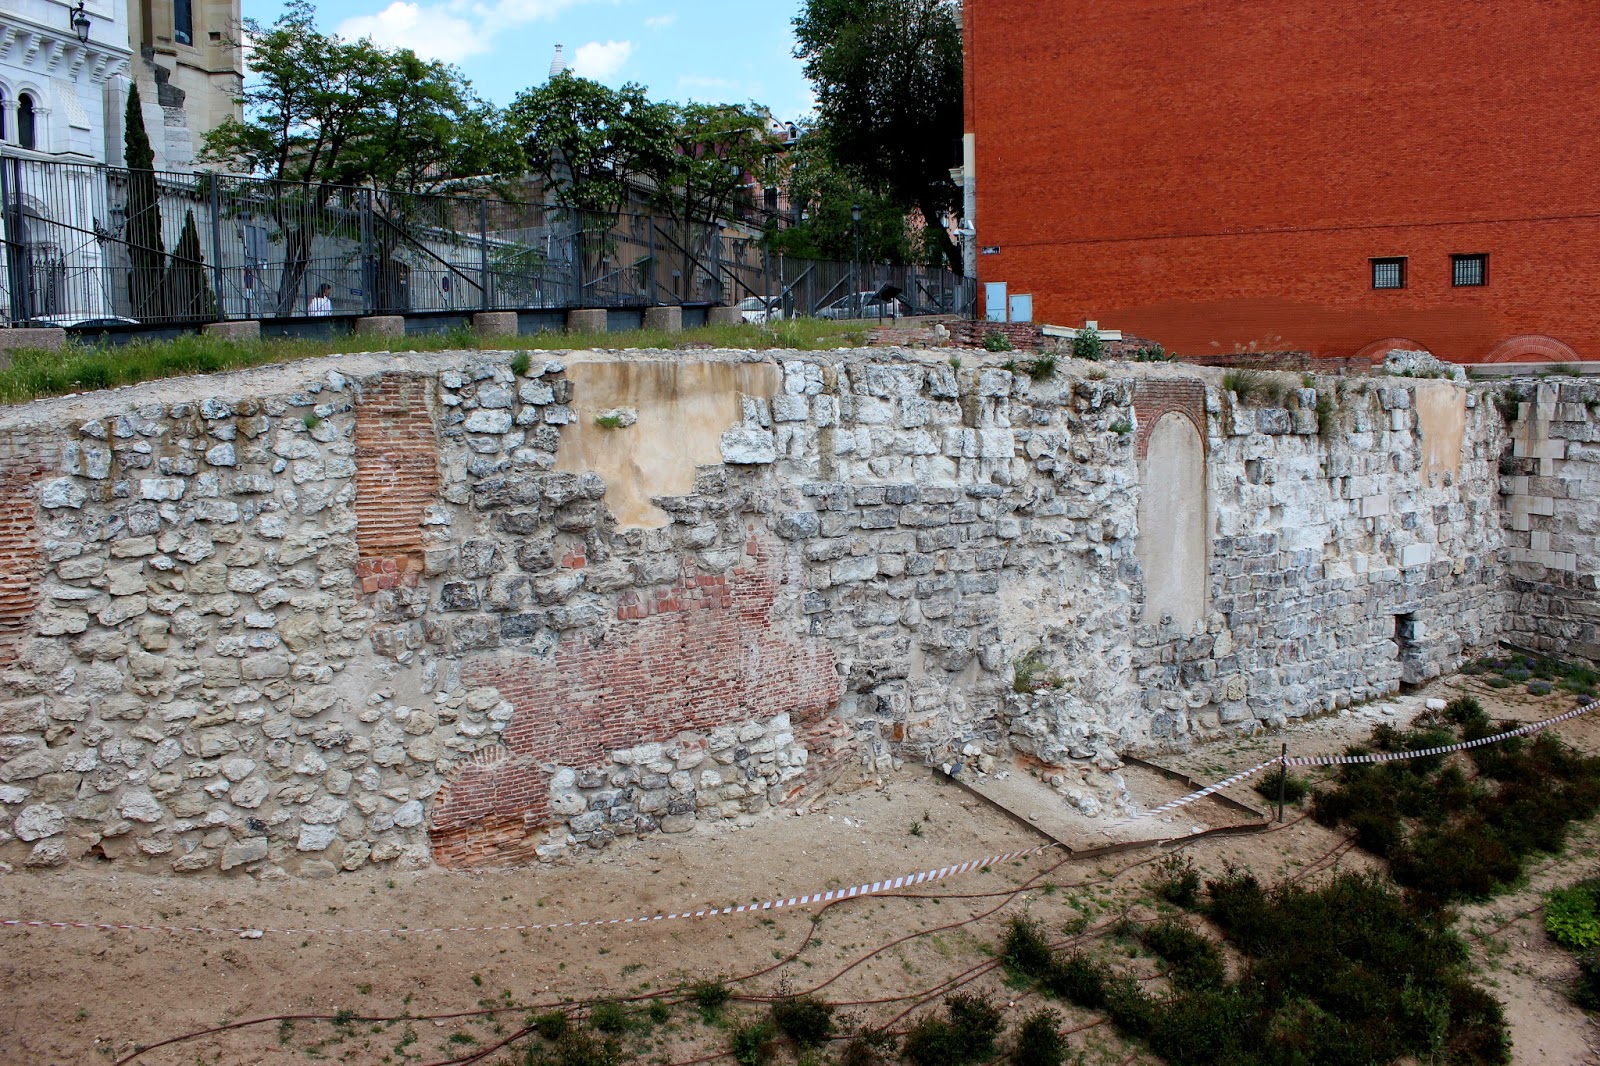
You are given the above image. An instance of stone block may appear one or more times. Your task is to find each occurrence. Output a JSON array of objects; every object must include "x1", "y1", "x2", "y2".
[
  {"x1": 643, "y1": 305, "x2": 683, "y2": 333},
  {"x1": 567, "y1": 308, "x2": 607, "y2": 333},
  {"x1": 0, "y1": 328, "x2": 65, "y2": 360},
  {"x1": 708, "y1": 305, "x2": 742, "y2": 327},
  {"x1": 202, "y1": 320, "x2": 261, "y2": 342},
  {"x1": 354, "y1": 315, "x2": 404, "y2": 338},
  {"x1": 472, "y1": 311, "x2": 518, "y2": 338}
]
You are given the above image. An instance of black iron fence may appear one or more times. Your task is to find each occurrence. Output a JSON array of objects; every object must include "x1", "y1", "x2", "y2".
[{"x1": 0, "y1": 154, "x2": 973, "y2": 329}]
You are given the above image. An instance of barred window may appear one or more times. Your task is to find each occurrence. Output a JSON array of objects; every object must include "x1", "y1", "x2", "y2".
[
  {"x1": 1371, "y1": 257, "x2": 1406, "y2": 290},
  {"x1": 1452, "y1": 254, "x2": 1487, "y2": 287}
]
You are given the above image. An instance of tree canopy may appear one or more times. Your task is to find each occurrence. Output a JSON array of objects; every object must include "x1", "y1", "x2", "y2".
[{"x1": 793, "y1": 0, "x2": 964, "y2": 270}]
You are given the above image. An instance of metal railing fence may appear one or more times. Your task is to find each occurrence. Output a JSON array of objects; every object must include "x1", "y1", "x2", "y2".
[{"x1": 0, "y1": 154, "x2": 974, "y2": 328}]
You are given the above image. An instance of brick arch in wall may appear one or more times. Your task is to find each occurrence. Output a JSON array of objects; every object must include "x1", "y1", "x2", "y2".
[
  {"x1": 1482, "y1": 334, "x2": 1583, "y2": 365},
  {"x1": 1354, "y1": 337, "x2": 1428, "y2": 364},
  {"x1": 427, "y1": 537, "x2": 844, "y2": 868},
  {"x1": 1132, "y1": 379, "x2": 1207, "y2": 461}
]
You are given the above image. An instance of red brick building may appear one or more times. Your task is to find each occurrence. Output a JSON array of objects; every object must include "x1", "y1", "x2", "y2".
[{"x1": 963, "y1": 1, "x2": 1600, "y2": 364}]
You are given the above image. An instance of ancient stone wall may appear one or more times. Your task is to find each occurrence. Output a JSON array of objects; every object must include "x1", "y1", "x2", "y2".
[{"x1": 0, "y1": 349, "x2": 1589, "y2": 877}]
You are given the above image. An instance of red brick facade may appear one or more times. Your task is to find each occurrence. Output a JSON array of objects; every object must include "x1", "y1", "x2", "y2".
[
  {"x1": 429, "y1": 540, "x2": 843, "y2": 868},
  {"x1": 965, "y1": 1, "x2": 1600, "y2": 364},
  {"x1": 354, "y1": 375, "x2": 437, "y2": 588}
]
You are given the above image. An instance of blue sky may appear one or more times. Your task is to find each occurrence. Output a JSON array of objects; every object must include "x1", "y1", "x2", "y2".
[{"x1": 243, "y1": 0, "x2": 817, "y2": 118}]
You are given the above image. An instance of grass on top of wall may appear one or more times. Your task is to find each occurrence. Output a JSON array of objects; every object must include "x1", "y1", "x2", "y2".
[{"x1": 0, "y1": 318, "x2": 871, "y2": 405}]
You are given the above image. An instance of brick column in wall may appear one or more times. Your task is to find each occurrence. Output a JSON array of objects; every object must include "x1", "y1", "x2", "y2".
[
  {"x1": 0, "y1": 443, "x2": 46, "y2": 663},
  {"x1": 354, "y1": 375, "x2": 440, "y2": 591}
]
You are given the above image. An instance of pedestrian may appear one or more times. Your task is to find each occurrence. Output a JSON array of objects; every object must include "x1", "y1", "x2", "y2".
[{"x1": 308, "y1": 283, "x2": 333, "y2": 316}]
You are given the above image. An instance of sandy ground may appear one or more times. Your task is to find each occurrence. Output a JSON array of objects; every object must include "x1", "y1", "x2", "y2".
[{"x1": 1, "y1": 676, "x2": 1596, "y2": 1066}]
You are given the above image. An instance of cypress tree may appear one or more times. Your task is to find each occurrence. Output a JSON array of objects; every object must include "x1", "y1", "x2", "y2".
[
  {"x1": 164, "y1": 209, "x2": 215, "y2": 320},
  {"x1": 124, "y1": 83, "x2": 167, "y2": 319}
]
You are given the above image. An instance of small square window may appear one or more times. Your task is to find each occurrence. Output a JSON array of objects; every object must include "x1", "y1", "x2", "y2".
[
  {"x1": 1453, "y1": 254, "x2": 1487, "y2": 287},
  {"x1": 1371, "y1": 258, "x2": 1406, "y2": 290}
]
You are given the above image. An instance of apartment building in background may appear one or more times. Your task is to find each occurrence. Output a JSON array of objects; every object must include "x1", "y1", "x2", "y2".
[{"x1": 962, "y1": 1, "x2": 1600, "y2": 363}]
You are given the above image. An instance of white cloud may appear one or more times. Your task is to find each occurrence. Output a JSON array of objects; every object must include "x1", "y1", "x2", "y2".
[
  {"x1": 338, "y1": 1, "x2": 489, "y2": 62},
  {"x1": 644, "y1": 13, "x2": 676, "y2": 29},
  {"x1": 571, "y1": 39, "x2": 634, "y2": 79}
]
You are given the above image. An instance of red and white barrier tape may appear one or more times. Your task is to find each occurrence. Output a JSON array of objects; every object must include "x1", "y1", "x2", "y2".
[
  {"x1": 0, "y1": 844, "x2": 1058, "y2": 939},
  {"x1": 1119, "y1": 697, "x2": 1600, "y2": 824}
]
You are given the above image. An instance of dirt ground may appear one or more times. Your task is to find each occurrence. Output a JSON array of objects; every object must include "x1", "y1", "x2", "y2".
[{"x1": 1, "y1": 676, "x2": 1597, "y2": 1066}]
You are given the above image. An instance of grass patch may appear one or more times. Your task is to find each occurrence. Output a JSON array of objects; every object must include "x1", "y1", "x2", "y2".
[
  {"x1": 0, "y1": 318, "x2": 871, "y2": 405},
  {"x1": 1312, "y1": 696, "x2": 1600, "y2": 905},
  {"x1": 1011, "y1": 650, "x2": 1064, "y2": 694},
  {"x1": 1222, "y1": 369, "x2": 1292, "y2": 407}
]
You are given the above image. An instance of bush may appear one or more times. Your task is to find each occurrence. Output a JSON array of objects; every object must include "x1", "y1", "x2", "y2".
[
  {"x1": 730, "y1": 1019, "x2": 776, "y2": 1066},
  {"x1": 903, "y1": 994, "x2": 1003, "y2": 1066},
  {"x1": 1009, "y1": 1009, "x2": 1065, "y2": 1066},
  {"x1": 1546, "y1": 881, "x2": 1600, "y2": 950},
  {"x1": 533, "y1": 1010, "x2": 569, "y2": 1040},
  {"x1": 1576, "y1": 949, "x2": 1600, "y2": 1011},
  {"x1": 1142, "y1": 920, "x2": 1227, "y2": 991},
  {"x1": 690, "y1": 979, "x2": 731, "y2": 1020},
  {"x1": 589, "y1": 1001, "x2": 629, "y2": 1034},
  {"x1": 1150, "y1": 852, "x2": 1202, "y2": 908},
  {"x1": 547, "y1": 1029, "x2": 625, "y2": 1066},
  {"x1": 1253, "y1": 767, "x2": 1310, "y2": 806},
  {"x1": 1042, "y1": 951, "x2": 1110, "y2": 1008},
  {"x1": 1003, "y1": 916, "x2": 1055, "y2": 979},
  {"x1": 983, "y1": 330, "x2": 1013, "y2": 353},
  {"x1": 838, "y1": 1031, "x2": 896, "y2": 1066},
  {"x1": 1027, "y1": 352, "x2": 1058, "y2": 379},
  {"x1": 1071, "y1": 329, "x2": 1102, "y2": 362},
  {"x1": 770, "y1": 995, "x2": 835, "y2": 1048}
]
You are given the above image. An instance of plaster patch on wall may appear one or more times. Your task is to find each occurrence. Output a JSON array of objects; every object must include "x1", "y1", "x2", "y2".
[
  {"x1": 555, "y1": 358, "x2": 780, "y2": 529},
  {"x1": 1415, "y1": 381, "x2": 1467, "y2": 484},
  {"x1": 1137, "y1": 413, "x2": 1208, "y2": 631}
]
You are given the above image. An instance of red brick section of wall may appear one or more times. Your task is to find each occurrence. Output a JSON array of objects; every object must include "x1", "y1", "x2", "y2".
[
  {"x1": 0, "y1": 444, "x2": 44, "y2": 663},
  {"x1": 1132, "y1": 381, "x2": 1207, "y2": 462},
  {"x1": 429, "y1": 538, "x2": 843, "y2": 868},
  {"x1": 966, "y1": 1, "x2": 1600, "y2": 363},
  {"x1": 354, "y1": 375, "x2": 438, "y2": 589}
]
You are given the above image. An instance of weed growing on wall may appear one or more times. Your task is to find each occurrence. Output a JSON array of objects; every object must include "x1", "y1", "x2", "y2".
[
  {"x1": 1070, "y1": 329, "x2": 1102, "y2": 362},
  {"x1": 1313, "y1": 695, "x2": 1600, "y2": 905},
  {"x1": 1002, "y1": 872, "x2": 1511, "y2": 1066},
  {"x1": 983, "y1": 330, "x2": 1014, "y2": 353}
]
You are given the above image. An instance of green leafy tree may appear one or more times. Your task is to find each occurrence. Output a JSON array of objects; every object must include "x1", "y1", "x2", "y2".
[
  {"x1": 201, "y1": 0, "x2": 508, "y2": 314},
  {"x1": 506, "y1": 73, "x2": 674, "y2": 216},
  {"x1": 767, "y1": 131, "x2": 918, "y2": 264},
  {"x1": 164, "y1": 209, "x2": 216, "y2": 320},
  {"x1": 794, "y1": 0, "x2": 964, "y2": 270},
  {"x1": 123, "y1": 83, "x2": 167, "y2": 319}
]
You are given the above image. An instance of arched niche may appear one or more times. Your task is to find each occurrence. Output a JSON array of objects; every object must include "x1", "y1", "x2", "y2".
[{"x1": 1137, "y1": 412, "x2": 1208, "y2": 631}]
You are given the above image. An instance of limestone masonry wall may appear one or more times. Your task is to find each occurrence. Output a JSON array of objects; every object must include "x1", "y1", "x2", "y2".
[{"x1": 0, "y1": 348, "x2": 1591, "y2": 877}]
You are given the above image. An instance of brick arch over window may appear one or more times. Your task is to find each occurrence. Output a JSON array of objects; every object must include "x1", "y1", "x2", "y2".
[
  {"x1": 1354, "y1": 337, "x2": 1428, "y2": 364},
  {"x1": 1132, "y1": 379, "x2": 1206, "y2": 461},
  {"x1": 1483, "y1": 335, "x2": 1582, "y2": 365}
]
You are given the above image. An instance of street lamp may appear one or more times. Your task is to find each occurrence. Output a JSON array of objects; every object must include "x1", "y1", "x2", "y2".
[{"x1": 69, "y1": 1, "x2": 91, "y2": 42}]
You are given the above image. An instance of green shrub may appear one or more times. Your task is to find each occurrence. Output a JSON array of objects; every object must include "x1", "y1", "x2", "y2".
[
  {"x1": 510, "y1": 351, "x2": 532, "y2": 376},
  {"x1": 1009, "y1": 1009, "x2": 1065, "y2": 1066},
  {"x1": 1315, "y1": 393, "x2": 1338, "y2": 435},
  {"x1": 839, "y1": 1031, "x2": 896, "y2": 1066},
  {"x1": 1071, "y1": 329, "x2": 1102, "y2": 362},
  {"x1": 1027, "y1": 352, "x2": 1058, "y2": 379},
  {"x1": 533, "y1": 1010, "x2": 569, "y2": 1040},
  {"x1": 1132, "y1": 344, "x2": 1171, "y2": 362},
  {"x1": 1042, "y1": 951, "x2": 1110, "y2": 1008},
  {"x1": 690, "y1": 979, "x2": 731, "y2": 1021},
  {"x1": 1150, "y1": 852, "x2": 1202, "y2": 908},
  {"x1": 770, "y1": 995, "x2": 834, "y2": 1048},
  {"x1": 1142, "y1": 920, "x2": 1227, "y2": 991},
  {"x1": 903, "y1": 994, "x2": 1003, "y2": 1066},
  {"x1": 589, "y1": 1001, "x2": 629, "y2": 1034},
  {"x1": 1575, "y1": 949, "x2": 1600, "y2": 1010},
  {"x1": 1253, "y1": 767, "x2": 1310, "y2": 806},
  {"x1": 983, "y1": 331, "x2": 1013, "y2": 353},
  {"x1": 730, "y1": 1019, "x2": 776, "y2": 1066},
  {"x1": 1109, "y1": 417, "x2": 1133, "y2": 435},
  {"x1": 547, "y1": 1028, "x2": 625, "y2": 1066},
  {"x1": 1003, "y1": 916, "x2": 1055, "y2": 979},
  {"x1": 1546, "y1": 882, "x2": 1600, "y2": 950}
]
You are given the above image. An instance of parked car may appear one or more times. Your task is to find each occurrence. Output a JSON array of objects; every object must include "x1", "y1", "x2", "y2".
[
  {"x1": 737, "y1": 296, "x2": 784, "y2": 324},
  {"x1": 814, "y1": 291, "x2": 908, "y2": 321},
  {"x1": 23, "y1": 314, "x2": 140, "y2": 329}
]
